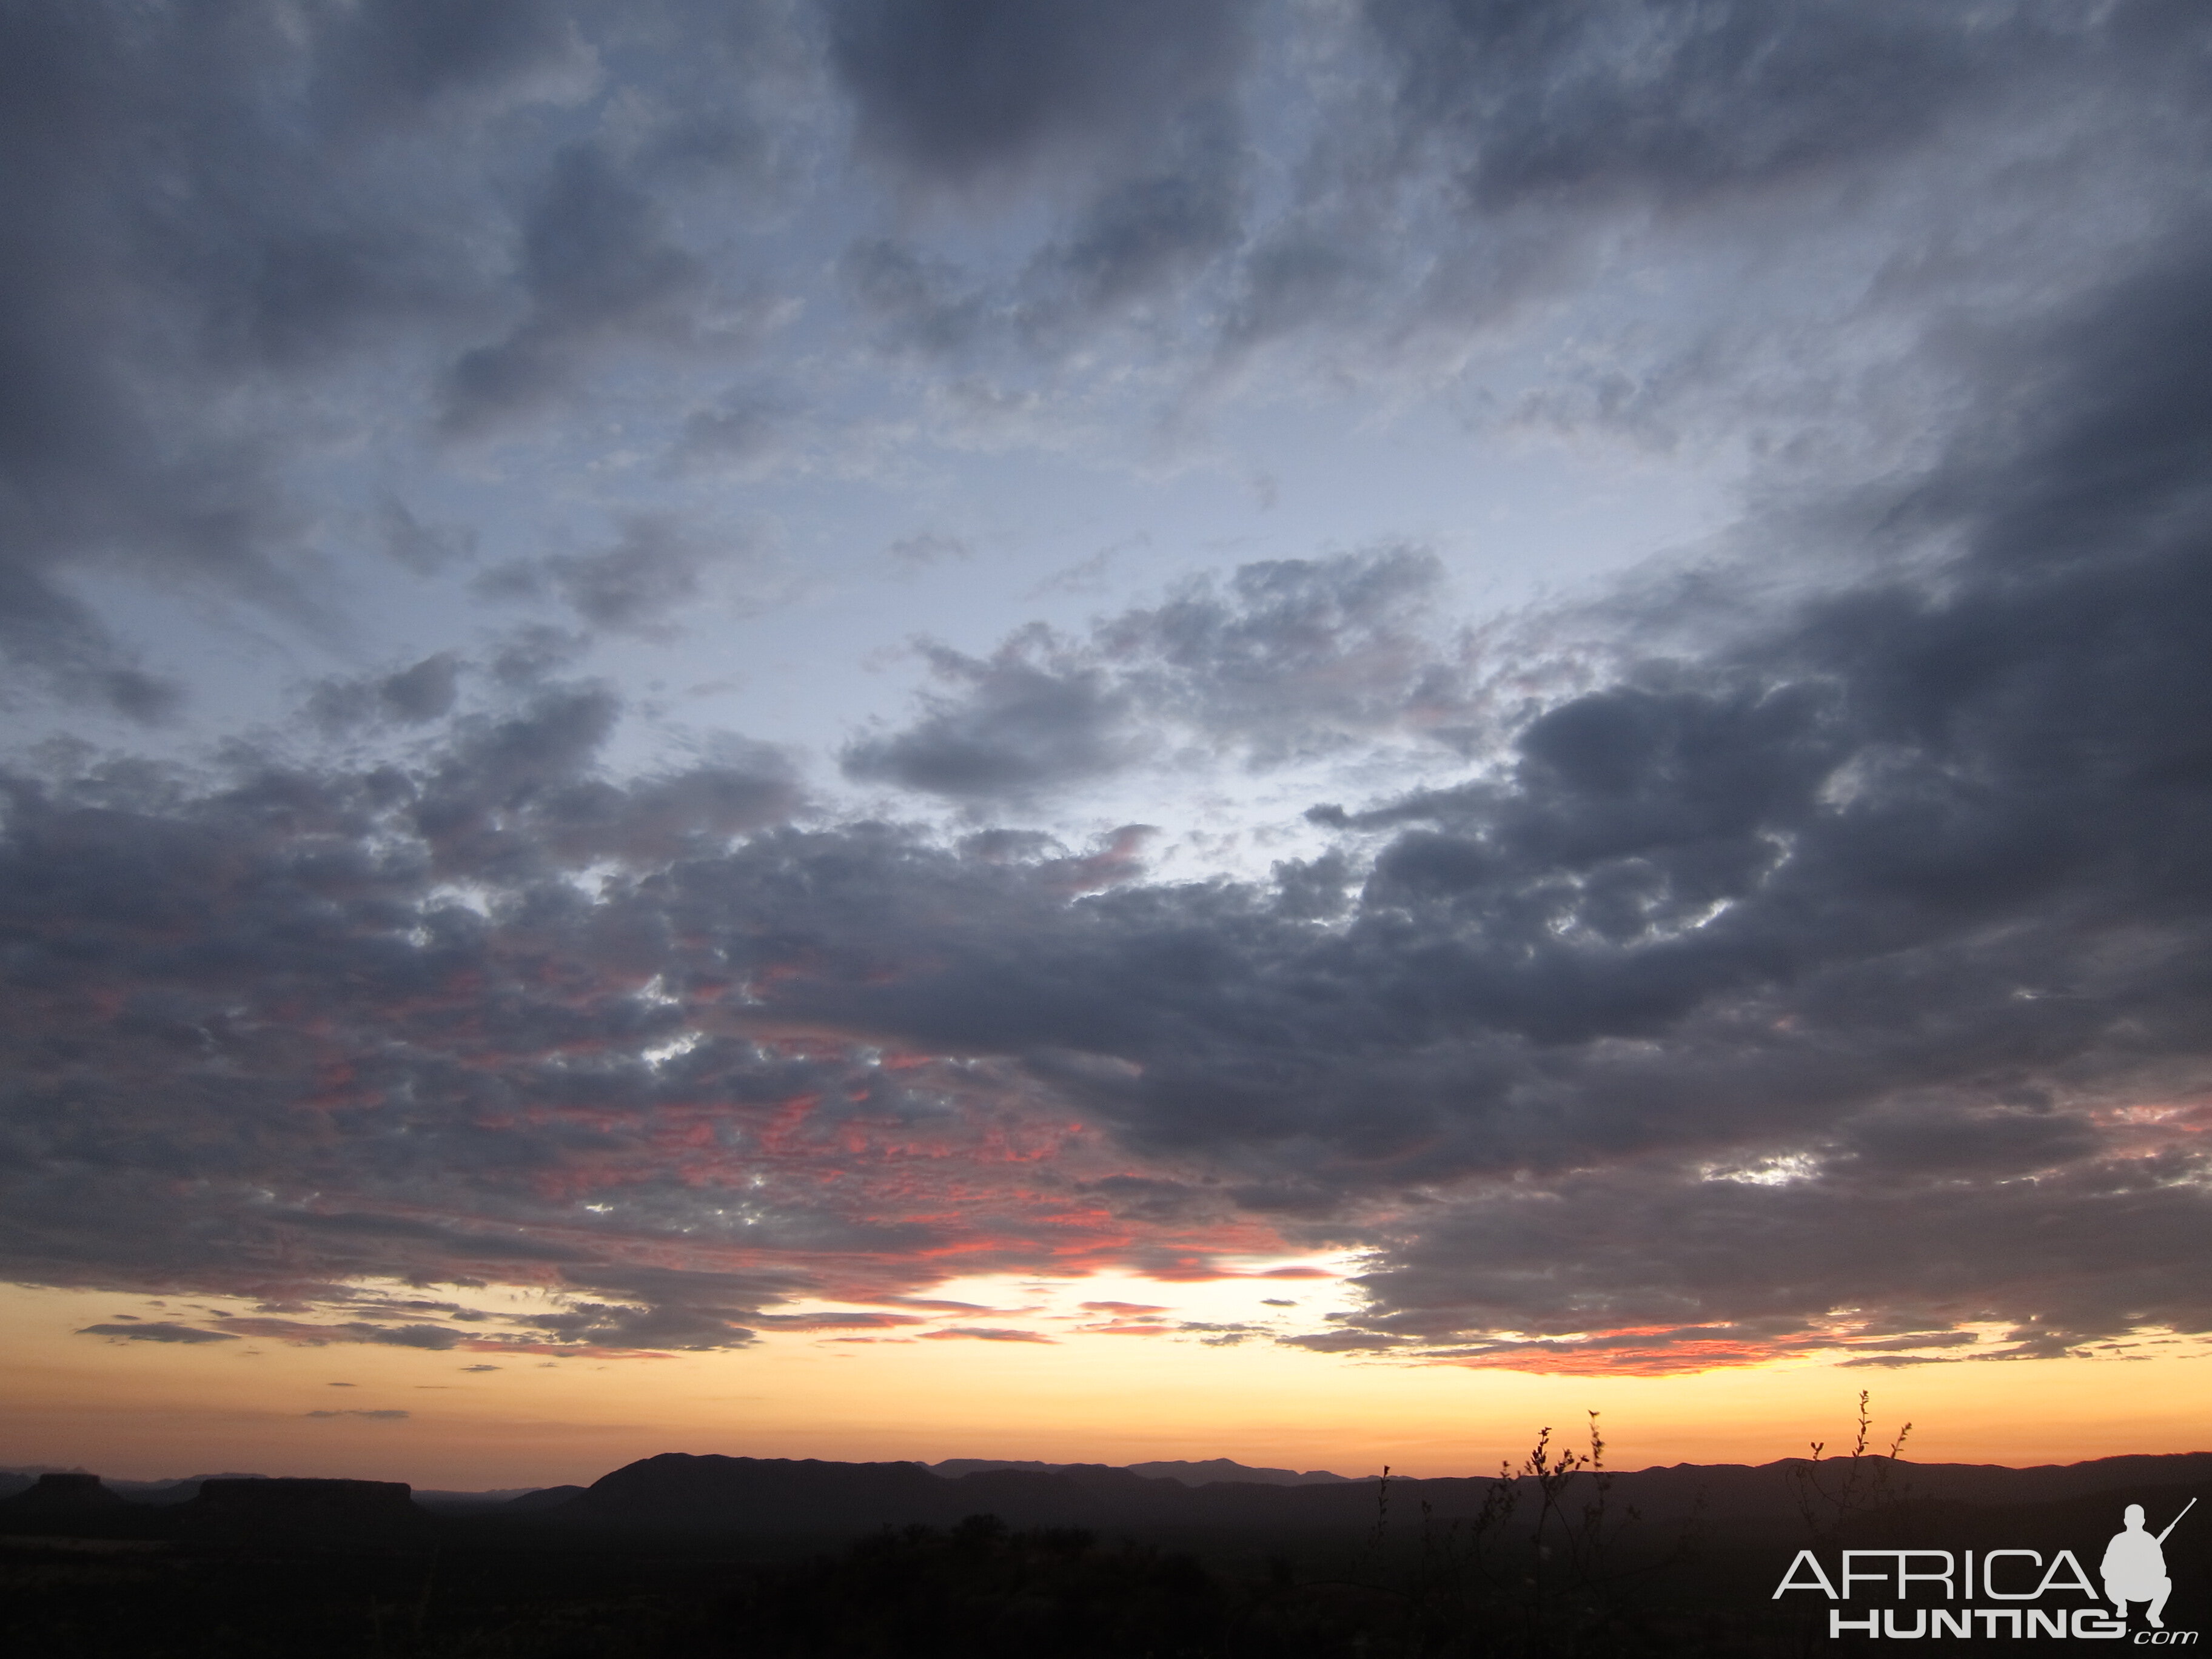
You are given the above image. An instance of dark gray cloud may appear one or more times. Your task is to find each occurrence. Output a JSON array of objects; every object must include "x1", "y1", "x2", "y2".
[
  {"x1": 1309, "y1": 1141, "x2": 2212, "y2": 1368},
  {"x1": 0, "y1": 671, "x2": 829, "y2": 1350},
  {"x1": 842, "y1": 632, "x2": 1138, "y2": 799},
  {"x1": 310, "y1": 0, "x2": 581, "y2": 130},
  {"x1": 823, "y1": 0, "x2": 1259, "y2": 354},
  {"x1": 1221, "y1": 222, "x2": 1397, "y2": 352},
  {"x1": 438, "y1": 144, "x2": 711, "y2": 438},
  {"x1": 839, "y1": 239, "x2": 992, "y2": 359},
  {"x1": 825, "y1": 0, "x2": 1255, "y2": 189},
  {"x1": 842, "y1": 545, "x2": 1480, "y2": 799},
  {"x1": 12, "y1": 187, "x2": 2212, "y2": 1366},
  {"x1": 1025, "y1": 131, "x2": 1245, "y2": 317},
  {"x1": 306, "y1": 1409, "x2": 410, "y2": 1420},
  {"x1": 1363, "y1": 0, "x2": 2012, "y2": 214},
  {"x1": 377, "y1": 500, "x2": 479, "y2": 577},
  {"x1": 1090, "y1": 546, "x2": 1481, "y2": 763},
  {"x1": 7, "y1": 0, "x2": 2201, "y2": 736},
  {"x1": 1352, "y1": 0, "x2": 2208, "y2": 258},
  {"x1": 12, "y1": 309, "x2": 2212, "y2": 1357},
  {"x1": 76, "y1": 1322, "x2": 238, "y2": 1345},
  {"x1": 548, "y1": 516, "x2": 725, "y2": 637},
  {"x1": 0, "y1": 1, "x2": 551, "y2": 715},
  {"x1": 518, "y1": 1299, "x2": 759, "y2": 1352},
  {"x1": 671, "y1": 390, "x2": 789, "y2": 476},
  {"x1": 361, "y1": 1323, "x2": 464, "y2": 1350},
  {"x1": 307, "y1": 654, "x2": 463, "y2": 734},
  {"x1": 799, "y1": 224, "x2": 2212, "y2": 1359},
  {"x1": 404, "y1": 685, "x2": 800, "y2": 877},
  {"x1": 837, "y1": 130, "x2": 1250, "y2": 357},
  {"x1": 1201, "y1": 0, "x2": 2212, "y2": 403},
  {"x1": 478, "y1": 516, "x2": 771, "y2": 640},
  {"x1": 0, "y1": 2, "x2": 802, "y2": 716}
]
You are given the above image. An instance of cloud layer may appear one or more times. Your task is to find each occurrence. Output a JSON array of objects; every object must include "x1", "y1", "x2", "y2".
[{"x1": 2, "y1": 2, "x2": 2208, "y2": 1378}]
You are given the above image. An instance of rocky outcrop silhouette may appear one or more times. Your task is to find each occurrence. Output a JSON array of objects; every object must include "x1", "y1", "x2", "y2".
[
  {"x1": 0, "y1": 1471, "x2": 127, "y2": 1517},
  {"x1": 181, "y1": 1477, "x2": 424, "y2": 1543}
]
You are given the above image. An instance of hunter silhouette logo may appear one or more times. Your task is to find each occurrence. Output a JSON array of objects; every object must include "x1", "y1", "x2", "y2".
[
  {"x1": 2107, "y1": 1500, "x2": 2193, "y2": 1631},
  {"x1": 1773, "y1": 1496, "x2": 2199, "y2": 1641}
]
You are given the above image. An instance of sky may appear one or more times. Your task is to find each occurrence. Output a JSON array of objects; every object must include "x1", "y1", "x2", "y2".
[{"x1": 3, "y1": 0, "x2": 2210, "y2": 1490}]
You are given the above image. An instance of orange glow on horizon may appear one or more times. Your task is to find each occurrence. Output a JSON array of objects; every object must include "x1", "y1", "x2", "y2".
[{"x1": 2, "y1": 1280, "x2": 2205, "y2": 1495}]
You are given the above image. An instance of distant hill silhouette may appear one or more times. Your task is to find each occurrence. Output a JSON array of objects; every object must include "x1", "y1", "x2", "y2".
[
  {"x1": 0, "y1": 1467, "x2": 271, "y2": 1505},
  {"x1": 0, "y1": 1472, "x2": 127, "y2": 1517},
  {"x1": 525, "y1": 1449, "x2": 2212, "y2": 1536},
  {"x1": 930, "y1": 1456, "x2": 1364, "y2": 1487},
  {"x1": 414, "y1": 1484, "x2": 578, "y2": 1513},
  {"x1": 1131, "y1": 1458, "x2": 1366, "y2": 1487},
  {"x1": 3, "y1": 1452, "x2": 2203, "y2": 1658},
  {"x1": 494, "y1": 1484, "x2": 590, "y2": 1513},
  {"x1": 10, "y1": 1449, "x2": 2208, "y2": 1538}
]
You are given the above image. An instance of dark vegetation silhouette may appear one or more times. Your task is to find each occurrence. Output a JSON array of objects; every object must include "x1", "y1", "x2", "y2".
[
  {"x1": 1381, "y1": 1413, "x2": 1697, "y2": 1656},
  {"x1": 1, "y1": 1403, "x2": 2204, "y2": 1657},
  {"x1": 1786, "y1": 1390, "x2": 1912, "y2": 1549}
]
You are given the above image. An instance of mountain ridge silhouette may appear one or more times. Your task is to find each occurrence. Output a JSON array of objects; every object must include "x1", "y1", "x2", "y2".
[
  {"x1": 10, "y1": 1449, "x2": 2210, "y2": 1533},
  {"x1": 518, "y1": 1448, "x2": 2212, "y2": 1535}
]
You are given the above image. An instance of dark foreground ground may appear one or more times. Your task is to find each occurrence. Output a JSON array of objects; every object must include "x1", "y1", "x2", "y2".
[
  {"x1": 3, "y1": 1466, "x2": 2204, "y2": 1657},
  {"x1": 0, "y1": 1515, "x2": 1777, "y2": 1658}
]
